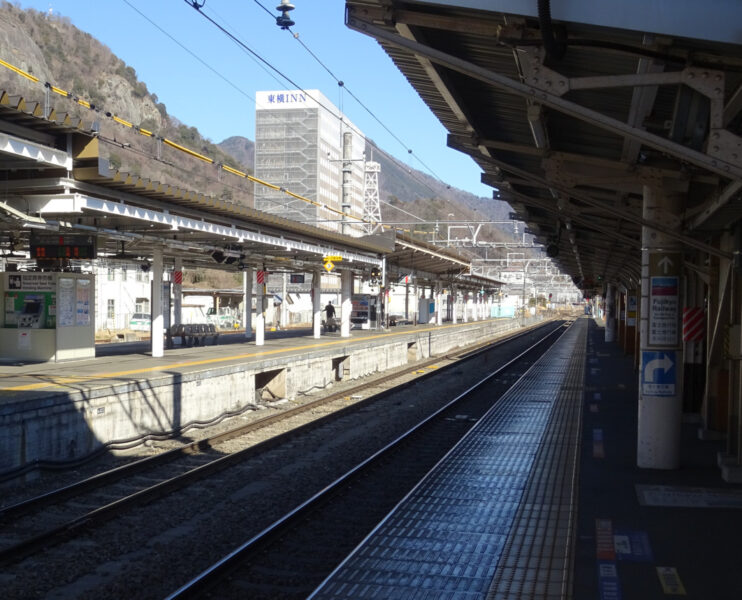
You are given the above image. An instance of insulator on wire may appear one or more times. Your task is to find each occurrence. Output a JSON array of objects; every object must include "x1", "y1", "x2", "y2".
[{"x1": 276, "y1": 0, "x2": 295, "y2": 29}]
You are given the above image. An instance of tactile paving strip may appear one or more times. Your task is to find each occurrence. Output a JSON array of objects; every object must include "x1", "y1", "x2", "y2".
[{"x1": 309, "y1": 321, "x2": 587, "y2": 600}]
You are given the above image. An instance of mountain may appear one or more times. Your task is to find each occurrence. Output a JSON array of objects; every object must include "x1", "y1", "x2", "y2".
[
  {"x1": 0, "y1": 2, "x2": 521, "y2": 250},
  {"x1": 219, "y1": 136, "x2": 255, "y2": 170},
  {"x1": 0, "y1": 3, "x2": 253, "y2": 205}
]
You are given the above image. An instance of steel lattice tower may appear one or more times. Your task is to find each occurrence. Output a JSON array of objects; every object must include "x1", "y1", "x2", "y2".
[{"x1": 362, "y1": 161, "x2": 381, "y2": 234}]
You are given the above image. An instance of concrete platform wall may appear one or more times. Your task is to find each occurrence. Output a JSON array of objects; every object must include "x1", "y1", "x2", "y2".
[{"x1": 1, "y1": 318, "x2": 525, "y2": 477}]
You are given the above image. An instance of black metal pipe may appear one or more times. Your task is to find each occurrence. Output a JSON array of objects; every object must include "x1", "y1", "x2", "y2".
[{"x1": 538, "y1": 0, "x2": 566, "y2": 60}]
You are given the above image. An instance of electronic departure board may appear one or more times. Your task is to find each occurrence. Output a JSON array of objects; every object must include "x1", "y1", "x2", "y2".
[{"x1": 30, "y1": 233, "x2": 97, "y2": 260}]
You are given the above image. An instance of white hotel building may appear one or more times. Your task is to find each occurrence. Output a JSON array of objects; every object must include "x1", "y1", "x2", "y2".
[{"x1": 253, "y1": 90, "x2": 366, "y2": 236}]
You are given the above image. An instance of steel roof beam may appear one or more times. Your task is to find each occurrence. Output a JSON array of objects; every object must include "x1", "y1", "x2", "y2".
[
  {"x1": 32, "y1": 194, "x2": 382, "y2": 267},
  {"x1": 622, "y1": 36, "x2": 664, "y2": 164},
  {"x1": 452, "y1": 135, "x2": 732, "y2": 259},
  {"x1": 347, "y1": 16, "x2": 742, "y2": 181},
  {"x1": 0, "y1": 130, "x2": 70, "y2": 169}
]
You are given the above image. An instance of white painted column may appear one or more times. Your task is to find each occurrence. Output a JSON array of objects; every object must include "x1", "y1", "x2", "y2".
[
  {"x1": 384, "y1": 287, "x2": 390, "y2": 328},
  {"x1": 637, "y1": 185, "x2": 683, "y2": 469},
  {"x1": 243, "y1": 267, "x2": 253, "y2": 341},
  {"x1": 255, "y1": 276, "x2": 265, "y2": 346},
  {"x1": 404, "y1": 280, "x2": 409, "y2": 321},
  {"x1": 452, "y1": 288, "x2": 458, "y2": 324},
  {"x1": 413, "y1": 278, "x2": 418, "y2": 325},
  {"x1": 312, "y1": 269, "x2": 322, "y2": 339},
  {"x1": 380, "y1": 257, "x2": 387, "y2": 329},
  {"x1": 435, "y1": 284, "x2": 443, "y2": 325},
  {"x1": 463, "y1": 293, "x2": 468, "y2": 322},
  {"x1": 173, "y1": 257, "x2": 182, "y2": 327},
  {"x1": 281, "y1": 272, "x2": 288, "y2": 329},
  {"x1": 341, "y1": 270, "x2": 352, "y2": 338},
  {"x1": 151, "y1": 248, "x2": 164, "y2": 358}
]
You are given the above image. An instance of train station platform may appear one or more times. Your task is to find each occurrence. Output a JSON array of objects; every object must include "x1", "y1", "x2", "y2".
[
  {"x1": 309, "y1": 317, "x2": 742, "y2": 599},
  {"x1": 0, "y1": 317, "x2": 526, "y2": 479}
]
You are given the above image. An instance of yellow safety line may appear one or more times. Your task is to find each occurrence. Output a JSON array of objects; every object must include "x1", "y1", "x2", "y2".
[{"x1": 1, "y1": 320, "x2": 486, "y2": 392}]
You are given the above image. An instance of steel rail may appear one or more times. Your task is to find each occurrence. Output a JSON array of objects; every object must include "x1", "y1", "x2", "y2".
[
  {"x1": 162, "y1": 320, "x2": 571, "y2": 599},
  {"x1": 0, "y1": 320, "x2": 563, "y2": 565}
]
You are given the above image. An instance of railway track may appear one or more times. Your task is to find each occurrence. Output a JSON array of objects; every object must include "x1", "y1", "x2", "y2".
[
  {"x1": 0, "y1": 320, "x2": 567, "y2": 599},
  {"x1": 165, "y1": 320, "x2": 571, "y2": 599}
]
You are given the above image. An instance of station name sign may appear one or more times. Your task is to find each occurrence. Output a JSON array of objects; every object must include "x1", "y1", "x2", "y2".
[{"x1": 266, "y1": 92, "x2": 307, "y2": 105}]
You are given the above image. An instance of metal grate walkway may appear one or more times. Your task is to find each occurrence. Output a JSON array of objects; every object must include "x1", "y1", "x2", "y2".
[{"x1": 309, "y1": 319, "x2": 586, "y2": 600}]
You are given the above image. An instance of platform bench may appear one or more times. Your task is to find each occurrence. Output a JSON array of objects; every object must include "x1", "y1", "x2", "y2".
[{"x1": 166, "y1": 323, "x2": 220, "y2": 348}]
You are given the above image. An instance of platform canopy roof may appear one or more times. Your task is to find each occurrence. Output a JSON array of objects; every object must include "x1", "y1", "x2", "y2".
[
  {"x1": 0, "y1": 89, "x2": 498, "y2": 290},
  {"x1": 345, "y1": 0, "x2": 742, "y2": 296}
]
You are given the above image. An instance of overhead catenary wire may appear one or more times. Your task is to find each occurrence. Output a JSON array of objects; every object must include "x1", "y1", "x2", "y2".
[
  {"x1": 0, "y1": 2, "x2": 445, "y2": 236},
  {"x1": 250, "y1": 0, "x2": 450, "y2": 195},
  {"x1": 144, "y1": 0, "x2": 441, "y2": 225},
  {"x1": 182, "y1": 0, "x2": 366, "y2": 143},
  {"x1": 121, "y1": 0, "x2": 257, "y2": 105}
]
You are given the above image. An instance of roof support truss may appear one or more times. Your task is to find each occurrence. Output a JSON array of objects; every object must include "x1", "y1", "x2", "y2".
[
  {"x1": 346, "y1": 15, "x2": 742, "y2": 181},
  {"x1": 29, "y1": 194, "x2": 382, "y2": 267}
]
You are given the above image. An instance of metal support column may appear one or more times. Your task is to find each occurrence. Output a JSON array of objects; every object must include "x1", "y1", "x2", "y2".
[
  {"x1": 413, "y1": 278, "x2": 418, "y2": 326},
  {"x1": 243, "y1": 267, "x2": 253, "y2": 341},
  {"x1": 605, "y1": 283, "x2": 616, "y2": 342},
  {"x1": 312, "y1": 269, "x2": 322, "y2": 339},
  {"x1": 404, "y1": 280, "x2": 409, "y2": 321},
  {"x1": 436, "y1": 283, "x2": 443, "y2": 326},
  {"x1": 151, "y1": 248, "x2": 164, "y2": 358},
  {"x1": 701, "y1": 234, "x2": 732, "y2": 438},
  {"x1": 341, "y1": 270, "x2": 352, "y2": 338},
  {"x1": 280, "y1": 272, "x2": 288, "y2": 329},
  {"x1": 173, "y1": 257, "x2": 182, "y2": 327},
  {"x1": 256, "y1": 277, "x2": 265, "y2": 346},
  {"x1": 638, "y1": 186, "x2": 684, "y2": 469}
]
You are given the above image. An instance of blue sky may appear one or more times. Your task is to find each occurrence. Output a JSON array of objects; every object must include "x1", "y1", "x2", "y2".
[{"x1": 15, "y1": 0, "x2": 493, "y2": 198}]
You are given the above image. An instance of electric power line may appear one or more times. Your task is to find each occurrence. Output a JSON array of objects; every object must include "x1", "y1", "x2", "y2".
[{"x1": 211, "y1": 1, "x2": 453, "y2": 198}]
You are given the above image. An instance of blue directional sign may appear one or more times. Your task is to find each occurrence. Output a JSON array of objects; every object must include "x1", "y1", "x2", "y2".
[{"x1": 641, "y1": 350, "x2": 676, "y2": 396}]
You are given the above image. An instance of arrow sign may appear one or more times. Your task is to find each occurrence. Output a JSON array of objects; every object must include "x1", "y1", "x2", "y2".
[
  {"x1": 657, "y1": 256, "x2": 674, "y2": 274},
  {"x1": 645, "y1": 353, "x2": 673, "y2": 381},
  {"x1": 649, "y1": 252, "x2": 681, "y2": 277},
  {"x1": 641, "y1": 350, "x2": 676, "y2": 396}
]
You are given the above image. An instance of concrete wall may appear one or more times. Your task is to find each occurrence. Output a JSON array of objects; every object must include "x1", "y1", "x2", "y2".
[{"x1": 1, "y1": 317, "x2": 525, "y2": 477}]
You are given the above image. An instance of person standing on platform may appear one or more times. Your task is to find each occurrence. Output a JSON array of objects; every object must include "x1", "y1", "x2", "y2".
[{"x1": 325, "y1": 301, "x2": 335, "y2": 320}]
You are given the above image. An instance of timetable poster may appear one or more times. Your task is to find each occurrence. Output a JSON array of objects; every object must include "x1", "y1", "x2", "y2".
[
  {"x1": 58, "y1": 278, "x2": 75, "y2": 327},
  {"x1": 76, "y1": 279, "x2": 91, "y2": 326}
]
